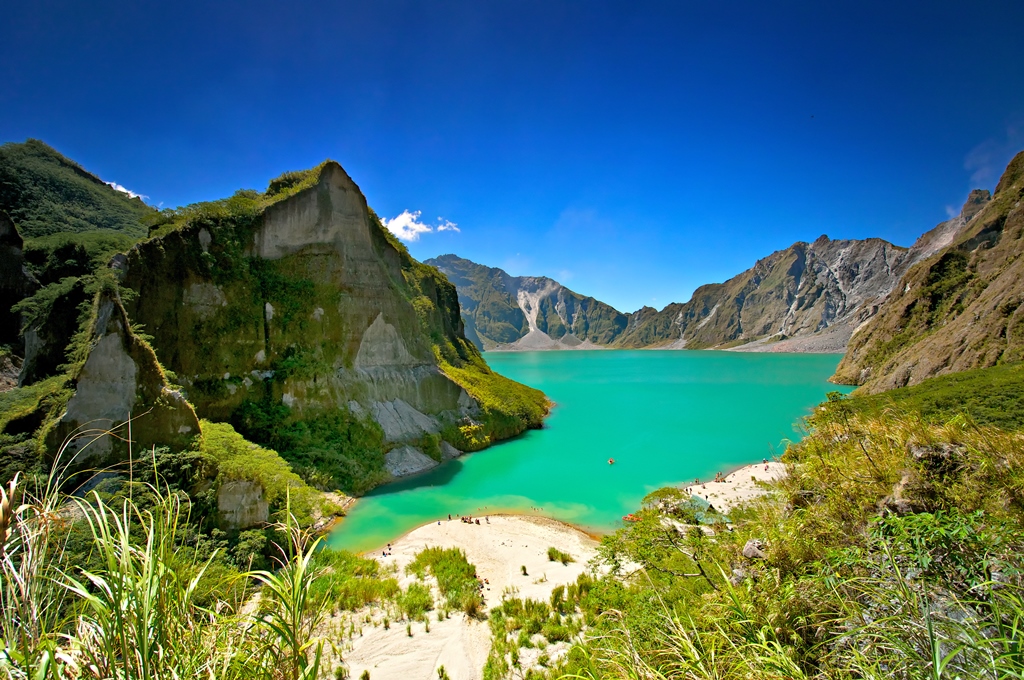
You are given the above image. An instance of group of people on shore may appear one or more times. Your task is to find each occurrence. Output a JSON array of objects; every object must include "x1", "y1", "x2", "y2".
[{"x1": 447, "y1": 513, "x2": 489, "y2": 525}]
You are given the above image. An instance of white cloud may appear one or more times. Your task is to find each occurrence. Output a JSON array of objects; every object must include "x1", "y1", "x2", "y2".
[
  {"x1": 384, "y1": 210, "x2": 459, "y2": 241},
  {"x1": 106, "y1": 181, "x2": 148, "y2": 200},
  {"x1": 945, "y1": 205, "x2": 959, "y2": 219},
  {"x1": 964, "y1": 121, "x2": 1024, "y2": 189}
]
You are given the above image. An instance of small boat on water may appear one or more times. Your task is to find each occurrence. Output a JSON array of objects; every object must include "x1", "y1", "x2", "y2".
[
  {"x1": 608, "y1": 458, "x2": 615, "y2": 465},
  {"x1": 623, "y1": 513, "x2": 639, "y2": 522}
]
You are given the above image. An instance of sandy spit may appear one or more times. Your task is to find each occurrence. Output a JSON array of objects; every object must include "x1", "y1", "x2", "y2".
[
  {"x1": 341, "y1": 514, "x2": 599, "y2": 680},
  {"x1": 683, "y1": 461, "x2": 787, "y2": 514}
]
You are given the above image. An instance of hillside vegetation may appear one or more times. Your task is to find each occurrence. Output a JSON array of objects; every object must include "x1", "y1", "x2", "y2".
[
  {"x1": 0, "y1": 139, "x2": 152, "y2": 238},
  {"x1": 843, "y1": 360, "x2": 1024, "y2": 431},
  {"x1": 835, "y1": 150, "x2": 1024, "y2": 391},
  {"x1": 481, "y1": 377, "x2": 1024, "y2": 679},
  {"x1": 1, "y1": 149, "x2": 548, "y2": 502}
]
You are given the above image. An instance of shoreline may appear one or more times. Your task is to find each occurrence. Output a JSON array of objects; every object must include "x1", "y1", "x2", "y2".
[
  {"x1": 332, "y1": 461, "x2": 786, "y2": 555},
  {"x1": 341, "y1": 513, "x2": 601, "y2": 679},
  {"x1": 340, "y1": 508, "x2": 607, "y2": 556}
]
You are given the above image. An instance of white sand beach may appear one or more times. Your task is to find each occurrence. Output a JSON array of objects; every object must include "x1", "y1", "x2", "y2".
[
  {"x1": 341, "y1": 514, "x2": 599, "y2": 680},
  {"x1": 683, "y1": 461, "x2": 788, "y2": 514}
]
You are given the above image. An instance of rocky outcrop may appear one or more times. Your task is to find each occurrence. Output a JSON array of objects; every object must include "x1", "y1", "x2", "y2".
[
  {"x1": 0, "y1": 354, "x2": 20, "y2": 393},
  {"x1": 120, "y1": 163, "x2": 476, "y2": 445},
  {"x1": 109, "y1": 162, "x2": 550, "y2": 487},
  {"x1": 384, "y1": 444, "x2": 439, "y2": 477},
  {"x1": 217, "y1": 479, "x2": 270, "y2": 529},
  {"x1": 46, "y1": 292, "x2": 200, "y2": 466},
  {"x1": 615, "y1": 236, "x2": 917, "y2": 351},
  {"x1": 18, "y1": 278, "x2": 87, "y2": 386},
  {"x1": 834, "y1": 152, "x2": 1024, "y2": 392}
]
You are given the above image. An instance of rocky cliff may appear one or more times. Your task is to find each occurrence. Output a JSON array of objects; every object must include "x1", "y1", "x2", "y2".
[
  {"x1": 426, "y1": 254, "x2": 628, "y2": 350},
  {"x1": 0, "y1": 211, "x2": 36, "y2": 353},
  {"x1": 1, "y1": 150, "x2": 547, "y2": 497},
  {"x1": 117, "y1": 162, "x2": 547, "y2": 489},
  {"x1": 833, "y1": 152, "x2": 1024, "y2": 392},
  {"x1": 615, "y1": 236, "x2": 920, "y2": 352}
]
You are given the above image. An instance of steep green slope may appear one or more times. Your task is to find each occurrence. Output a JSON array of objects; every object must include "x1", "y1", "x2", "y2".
[
  {"x1": 842, "y1": 361, "x2": 1024, "y2": 431},
  {"x1": 426, "y1": 254, "x2": 629, "y2": 349},
  {"x1": 834, "y1": 150, "x2": 1024, "y2": 391},
  {"x1": 0, "y1": 139, "x2": 153, "y2": 238},
  {"x1": 0, "y1": 140, "x2": 155, "y2": 381}
]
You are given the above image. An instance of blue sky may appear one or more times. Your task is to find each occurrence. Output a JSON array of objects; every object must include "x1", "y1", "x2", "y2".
[{"x1": 3, "y1": 1, "x2": 1023, "y2": 313}]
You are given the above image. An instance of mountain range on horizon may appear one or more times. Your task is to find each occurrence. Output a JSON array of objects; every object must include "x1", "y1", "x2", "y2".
[{"x1": 426, "y1": 187, "x2": 992, "y2": 356}]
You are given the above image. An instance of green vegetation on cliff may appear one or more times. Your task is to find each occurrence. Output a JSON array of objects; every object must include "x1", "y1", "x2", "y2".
[
  {"x1": 199, "y1": 420, "x2": 336, "y2": 526},
  {"x1": 119, "y1": 162, "x2": 548, "y2": 493},
  {"x1": 842, "y1": 361, "x2": 1024, "y2": 431},
  {"x1": 3, "y1": 153, "x2": 550, "y2": 500}
]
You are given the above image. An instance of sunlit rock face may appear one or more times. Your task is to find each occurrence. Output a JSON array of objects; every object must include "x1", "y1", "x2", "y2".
[
  {"x1": 429, "y1": 234, "x2": 945, "y2": 354},
  {"x1": 120, "y1": 162, "x2": 477, "y2": 449},
  {"x1": 836, "y1": 153, "x2": 1024, "y2": 391}
]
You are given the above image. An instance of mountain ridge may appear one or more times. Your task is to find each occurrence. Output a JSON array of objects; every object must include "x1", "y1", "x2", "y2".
[{"x1": 429, "y1": 226, "x2": 954, "y2": 353}]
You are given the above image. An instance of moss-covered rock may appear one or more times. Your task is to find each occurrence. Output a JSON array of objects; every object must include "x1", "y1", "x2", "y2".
[
  {"x1": 44, "y1": 290, "x2": 200, "y2": 468},
  {"x1": 112, "y1": 161, "x2": 548, "y2": 492}
]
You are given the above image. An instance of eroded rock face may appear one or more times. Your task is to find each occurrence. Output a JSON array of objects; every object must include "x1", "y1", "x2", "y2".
[
  {"x1": 614, "y1": 236, "x2": 916, "y2": 351},
  {"x1": 48, "y1": 293, "x2": 200, "y2": 465},
  {"x1": 427, "y1": 254, "x2": 629, "y2": 350},
  {"x1": 18, "y1": 278, "x2": 87, "y2": 386},
  {"x1": 218, "y1": 479, "x2": 269, "y2": 529},
  {"x1": 430, "y1": 234, "x2": 927, "y2": 353},
  {"x1": 834, "y1": 154, "x2": 1024, "y2": 391}
]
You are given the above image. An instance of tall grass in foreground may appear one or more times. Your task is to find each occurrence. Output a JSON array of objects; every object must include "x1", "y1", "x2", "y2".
[
  {"x1": 0, "y1": 472, "x2": 71, "y2": 678},
  {"x1": 0, "y1": 472, "x2": 330, "y2": 680}
]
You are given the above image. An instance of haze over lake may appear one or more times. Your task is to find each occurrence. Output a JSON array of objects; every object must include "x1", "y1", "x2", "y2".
[{"x1": 327, "y1": 350, "x2": 850, "y2": 552}]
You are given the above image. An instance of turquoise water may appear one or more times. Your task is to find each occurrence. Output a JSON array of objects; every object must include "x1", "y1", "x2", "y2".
[{"x1": 326, "y1": 350, "x2": 850, "y2": 553}]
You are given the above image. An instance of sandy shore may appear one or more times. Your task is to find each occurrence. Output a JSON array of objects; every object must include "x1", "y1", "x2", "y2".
[
  {"x1": 342, "y1": 514, "x2": 599, "y2": 680},
  {"x1": 683, "y1": 461, "x2": 787, "y2": 514},
  {"x1": 337, "y1": 462, "x2": 784, "y2": 677}
]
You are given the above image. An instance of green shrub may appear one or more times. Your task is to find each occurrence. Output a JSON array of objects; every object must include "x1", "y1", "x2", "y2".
[
  {"x1": 198, "y1": 420, "x2": 333, "y2": 526},
  {"x1": 546, "y1": 547, "x2": 574, "y2": 565},
  {"x1": 307, "y1": 548, "x2": 399, "y2": 611},
  {"x1": 406, "y1": 547, "x2": 482, "y2": 614}
]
